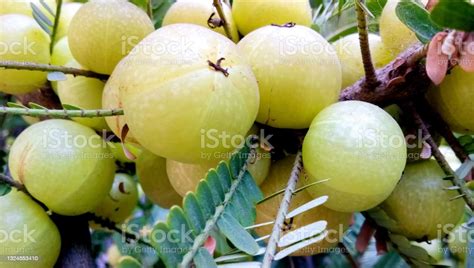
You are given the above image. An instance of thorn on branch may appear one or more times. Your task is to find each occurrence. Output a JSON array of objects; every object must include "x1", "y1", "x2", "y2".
[
  {"x1": 207, "y1": 12, "x2": 224, "y2": 28},
  {"x1": 208, "y1": 57, "x2": 229, "y2": 77}
]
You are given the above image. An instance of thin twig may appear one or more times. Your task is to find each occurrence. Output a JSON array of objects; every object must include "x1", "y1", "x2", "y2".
[
  {"x1": 0, "y1": 61, "x2": 109, "y2": 80},
  {"x1": 0, "y1": 107, "x2": 123, "y2": 118},
  {"x1": 354, "y1": 0, "x2": 378, "y2": 89},
  {"x1": 401, "y1": 102, "x2": 474, "y2": 210},
  {"x1": 147, "y1": 0, "x2": 153, "y2": 20},
  {"x1": 261, "y1": 151, "x2": 303, "y2": 268},
  {"x1": 50, "y1": 0, "x2": 63, "y2": 53},
  {"x1": 212, "y1": 0, "x2": 234, "y2": 41},
  {"x1": 0, "y1": 174, "x2": 27, "y2": 193}
]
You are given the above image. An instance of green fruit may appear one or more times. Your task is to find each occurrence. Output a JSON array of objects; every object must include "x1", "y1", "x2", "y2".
[
  {"x1": 56, "y1": 3, "x2": 82, "y2": 40},
  {"x1": 107, "y1": 142, "x2": 141, "y2": 163},
  {"x1": 427, "y1": 67, "x2": 474, "y2": 133},
  {"x1": 448, "y1": 225, "x2": 468, "y2": 261},
  {"x1": 381, "y1": 160, "x2": 464, "y2": 240},
  {"x1": 136, "y1": 149, "x2": 182, "y2": 208},
  {"x1": 106, "y1": 244, "x2": 122, "y2": 267},
  {"x1": 51, "y1": 37, "x2": 73, "y2": 67},
  {"x1": 255, "y1": 156, "x2": 352, "y2": 256},
  {"x1": 232, "y1": 0, "x2": 312, "y2": 36},
  {"x1": 163, "y1": 0, "x2": 239, "y2": 42},
  {"x1": 333, "y1": 33, "x2": 392, "y2": 88},
  {"x1": 237, "y1": 25, "x2": 341, "y2": 128},
  {"x1": 8, "y1": 119, "x2": 116, "y2": 215},
  {"x1": 57, "y1": 60, "x2": 109, "y2": 131},
  {"x1": 379, "y1": 0, "x2": 419, "y2": 56},
  {"x1": 68, "y1": 0, "x2": 154, "y2": 74},
  {"x1": 92, "y1": 173, "x2": 138, "y2": 223},
  {"x1": 303, "y1": 101, "x2": 407, "y2": 212},
  {"x1": 0, "y1": 15, "x2": 50, "y2": 94},
  {"x1": 0, "y1": 0, "x2": 56, "y2": 17},
  {"x1": 114, "y1": 24, "x2": 259, "y2": 163},
  {"x1": 0, "y1": 189, "x2": 61, "y2": 268}
]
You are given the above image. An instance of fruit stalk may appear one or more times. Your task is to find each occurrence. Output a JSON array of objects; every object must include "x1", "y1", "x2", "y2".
[
  {"x1": 401, "y1": 101, "x2": 474, "y2": 210},
  {"x1": 0, "y1": 106, "x2": 124, "y2": 118},
  {"x1": 0, "y1": 173, "x2": 26, "y2": 193},
  {"x1": 0, "y1": 60, "x2": 109, "y2": 80},
  {"x1": 355, "y1": 0, "x2": 378, "y2": 89},
  {"x1": 50, "y1": 0, "x2": 63, "y2": 53},
  {"x1": 261, "y1": 151, "x2": 303, "y2": 268},
  {"x1": 212, "y1": 0, "x2": 233, "y2": 40}
]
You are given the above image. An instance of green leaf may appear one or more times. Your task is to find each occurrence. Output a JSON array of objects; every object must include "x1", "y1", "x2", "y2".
[
  {"x1": 116, "y1": 256, "x2": 141, "y2": 268},
  {"x1": 210, "y1": 229, "x2": 232, "y2": 256},
  {"x1": 458, "y1": 135, "x2": 473, "y2": 146},
  {"x1": 366, "y1": 0, "x2": 387, "y2": 18},
  {"x1": 430, "y1": 0, "x2": 474, "y2": 32},
  {"x1": 216, "y1": 162, "x2": 232, "y2": 192},
  {"x1": 62, "y1": 104, "x2": 82, "y2": 110},
  {"x1": 206, "y1": 170, "x2": 225, "y2": 203},
  {"x1": 195, "y1": 181, "x2": 215, "y2": 218},
  {"x1": 0, "y1": 184, "x2": 11, "y2": 197},
  {"x1": 241, "y1": 171, "x2": 263, "y2": 204},
  {"x1": 39, "y1": 0, "x2": 55, "y2": 16},
  {"x1": 28, "y1": 102, "x2": 48, "y2": 110},
  {"x1": 183, "y1": 194, "x2": 206, "y2": 235},
  {"x1": 216, "y1": 212, "x2": 259, "y2": 255},
  {"x1": 373, "y1": 251, "x2": 409, "y2": 268},
  {"x1": 193, "y1": 248, "x2": 217, "y2": 268},
  {"x1": 47, "y1": 72, "x2": 67, "y2": 82},
  {"x1": 167, "y1": 206, "x2": 194, "y2": 249},
  {"x1": 396, "y1": 0, "x2": 442, "y2": 43},
  {"x1": 151, "y1": 0, "x2": 174, "y2": 28},
  {"x1": 150, "y1": 222, "x2": 182, "y2": 267},
  {"x1": 6, "y1": 102, "x2": 26, "y2": 108},
  {"x1": 227, "y1": 189, "x2": 255, "y2": 227}
]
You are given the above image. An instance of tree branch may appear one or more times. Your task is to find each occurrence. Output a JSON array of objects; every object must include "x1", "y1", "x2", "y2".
[
  {"x1": 261, "y1": 151, "x2": 303, "y2": 268},
  {"x1": 0, "y1": 106, "x2": 123, "y2": 118},
  {"x1": 212, "y1": 0, "x2": 234, "y2": 41},
  {"x1": 0, "y1": 61, "x2": 109, "y2": 80},
  {"x1": 355, "y1": 0, "x2": 378, "y2": 89},
  {"x1": 401, "y1": 101, "x2": 474, "y2": 210},
  {"x1": 0, "y1": 174, "x2": 27, "y2": 192},
  {"x1": 50, "y1": 0, "x2": 63, "y2": 53}
]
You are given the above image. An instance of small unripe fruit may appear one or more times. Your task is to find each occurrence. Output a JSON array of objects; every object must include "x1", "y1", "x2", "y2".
[
  {"x1": 56, "y1": 3, "x2": 82, "y2": 40},
  {"x1": 232, "y1": 0, "x2": 312, "y2": 36},
  {"x1": 427, "y1": 67, "x2": 474, "y2": 133},
  {"x1": 51, "y1": 37, "x2": 74, "y2": 92},
  {"x1": 333, "y1": 33, "x2": 392, "y2": 88},
  {"x1": 8, "y1": 119, "x2": 116, "y2": 215},
  {"x1": 57, "y1": 60, "x2": 109, "y2": 131},
  {"x1": 303, "y1": 101, "x2": 407, "y2": 212},
  {"x1": 381, "y1": 160, "x2": 464, "y2": 240},
  {"x1": 68, "y1": 0, "x2": 154, "y2": 74},
  {"x1": 255, "y1": 156, "x2": 351, "y2": 256},
  {"x1": 114, "y1": 24, "x2": 259, "y2": 163},
  {"x1": 0, "y1": 15, "x2": 50, "y2": 94},
  {"x1": 163, "y1": 0, "x2": 239, "y2": 42},
  {"x1": 92, "y1": 173, "x2": 139, "y2": 223},
  {"x1": 379, "y1": 0, "x2": 420, "y2": 56},
  {"x1": 136, "y1": 149, "x2": 182, "y2": 208},
  {"x1": 0, "y1": 189, "x2": 61, "y2": 268},
  {"x1": 237, "y1": 25, "x2": 341, "y2": 129}
]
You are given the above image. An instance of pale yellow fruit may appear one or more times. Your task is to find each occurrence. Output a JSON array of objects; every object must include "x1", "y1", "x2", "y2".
[
  {"x1": 379, "y1": 0, "x2": 420, "y2": 56},
  {"x1": 0, "y1": 15, "x2": 50, "y2": 94},
  {"x1": 237, "y1": 25, "x2": 341, "y2": 128},
  {"x1": 56, "y1": 3, "x2": 82, "y2": 40},
  {"x1": 163, "y1": 0, "x2": 239, "y2": 42},
  {"x1": 303, "y1": 101, "x2": 407, "y2": 212},
  {"x1": 333, "y1": 33, "x2": 393, "y2": 88},
  {"x1": 8, "y1": 119, "x2": 116, "y2": 215},
  {"x1": 0, "y1": 0, "x2": 56, "y2": 17},
  {"x1": 92, "y1": 173, "x2": 138, "y2": 223},
  {"x1": 115, "y1": 24, "x2": 259, "y2": 163},
  {"x1": 57, "y1": 60, "x2": 109, "y2": 131},
  {"x1": 232, "y1": 0, "x2": 312, "y2": 36},
  {"x1": 107, "y1": 244, "x2": 122, "y2": 267},
  {"x1": 51, "y1": 37, "x2": 74, "y2": 92},
  {"x1": 102, "y1": 71, "x2": 140, "y2": 145},
  {"x1": 136, "y1": 149, "x2": 182, "y2": 208},
  {"x1": 427, "y1": 67, "x2": 474, "y2": 133},
  {"x1": 255, "y1": 156, "x2": 352, "y2": 256},
  {"x1": 68, "y1": 0, "x2": 154, "y2": 74},
  {"x1": 0, "y1": 189, "x2": 61, "y2": 268},
  {"x1": 381, "y1": 160, "x2": 464, "y2": 240}
]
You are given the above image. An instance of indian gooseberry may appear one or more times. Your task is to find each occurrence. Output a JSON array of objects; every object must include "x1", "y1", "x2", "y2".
[
  {"x1": 427, "y1": 67, "x2": 474, "y2": 133},
  {"x1": 332, "y1": 33, "x2": 393, "y2": 88},
  {"x1": 57, "y1": 60, "x2": 109, "y2": 131},
  {"x1": 237, "y1": 24, "x2": 342, "y2": 129},
  {"x1": 92, "y1": 173, "x2": 139, "y2": 224},
  {"x1": 255, "y1": 156, "x2": 352, "y2": 256},
  {"x1": 68, "y1": 0, "x2": 154, "y2": 74},
  {"x1": 232, "y1": 0, "x2": 312, "y2": 36},
  {"x1": 381, "y1": 160, "x2": 464, "y2": 240},
  {"x1": 0, "y1": 15, "x2": 50, "y2": 95},
  {"x1": 56, "y1": 3, "x2": 82, "y2": 40},
  {"x1": 379, "y1": 0, "x2": 420, "y2": 56},
  {"x1": 50, "y1": 37, "x2": 74, "y2": 92},
  {"x1": 303, "y1": 101, "x2": 407, "y2": 212},
  {"x1": 8, "y1": 119, "x2": 116, "y2": 216},
  {"x1": 114, "y1": 24, "x2": 259, "y2": 163},
  {"x1": 162, "y1": 0, "x2": 239, "y2": 42},
  {"x1": 0, "y1": 189, "x2": 61, "y2": 268},
  {"x1": 136, "y1": 149, "x2": 182, "y2": 208}
]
